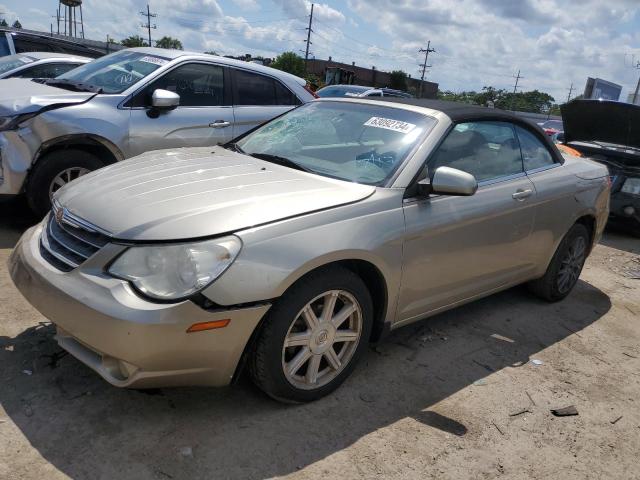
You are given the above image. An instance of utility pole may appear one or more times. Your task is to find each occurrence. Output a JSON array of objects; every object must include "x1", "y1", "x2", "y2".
[
  {"x1": 304, "y1": 3, "x2": 314, "y2": 73},
  {"x1": 510, "y1": 69, "x2": 523, "y2": 111},
  {"x1": 140, "y1": 4, "x2": 157, "y2": 47},
  {"x1": 633, "y1": 62, "x2": 640, "y2": 105},
  {"x1": 566, "y1": 82, "x2": 574, "y2": 102},
  {"x1": 418, "y1": 41, "x2": 435, "y2": 98}
]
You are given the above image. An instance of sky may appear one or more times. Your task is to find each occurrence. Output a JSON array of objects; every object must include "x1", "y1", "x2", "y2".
[{"x1": 1, "y1": 0, "x2": 640, "y2": 102}]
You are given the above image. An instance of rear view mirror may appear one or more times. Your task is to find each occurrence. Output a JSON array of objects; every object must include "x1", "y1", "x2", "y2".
[
  {"x1": 151, "y1": 89, "x2": 180, "y2": 109},
  {"x1": 418, "y1": 166, "x2": 478, "y2": 196}
]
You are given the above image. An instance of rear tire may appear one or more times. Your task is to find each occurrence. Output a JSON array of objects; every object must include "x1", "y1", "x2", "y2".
[
  {"x1": 26, "y1": 149, "x2": 103, "y2": 217},
  {"x1": 249, "y1": 266, "x2": 373, "y2": 403},
  {"x1": 528, "y1": 224, "x2": 590, "y2": 302}
]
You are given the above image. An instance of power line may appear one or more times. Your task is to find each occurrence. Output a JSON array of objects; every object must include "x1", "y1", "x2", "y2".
[
  {"x1": 140, "y1": 4, "x2": 157, "y2": 47},
  {"x1": 418, "y1": 41, "x2": 435, "y2": 98},
  {"x1": 304, "y1": 3, "x2": 314, "y2": 73}
]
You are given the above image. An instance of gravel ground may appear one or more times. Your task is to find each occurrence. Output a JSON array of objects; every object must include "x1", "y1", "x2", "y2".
[{"x1": 1, "y1": 199, "x2": 639, "y2": 480}]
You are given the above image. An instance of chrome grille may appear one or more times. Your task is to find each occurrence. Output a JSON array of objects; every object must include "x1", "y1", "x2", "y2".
[{"x1": 39, "y1": 204, "x2": 111, "y2": 272}]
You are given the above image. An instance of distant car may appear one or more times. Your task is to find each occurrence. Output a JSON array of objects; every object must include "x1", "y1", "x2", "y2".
[
  {"x1": 317, "y1": 84, "x2": 412, "y2": 99},
  {"x1": 539, "y1": 119, "x2": 564, "y2": 136},
  {"x1": 1, "y1": 28, "x2": 104, "y2": 58},
  {"x1": 560, "y1": 100, "x2": 640, "y2": 236},
  {"x1": 0, "y1": 52, "x2": 90, "y2": 79},
  {"x1": 0, "y1": 47, "x2": 315, "y2": 215},
  {"x1": 10, "y1": 98, "x2": 609, "y2": 402}
]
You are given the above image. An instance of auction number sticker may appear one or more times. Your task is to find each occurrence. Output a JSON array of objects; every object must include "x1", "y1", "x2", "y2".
[
  {"x1": 364, "y1": 117, "x2": 416, "y2": 134},
  {"x1": 139, "y1": 56, "x2": 169, "y2": 66}
]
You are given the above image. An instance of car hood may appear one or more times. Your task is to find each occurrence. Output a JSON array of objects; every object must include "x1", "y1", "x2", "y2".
[
  {"x1": 0, "y1": 78, "x2": 96, "y2": 116},
  {"x1": 561, "y1": 100, "x2": 640, "y2": 152},
  {"x1": 55, "y1": 146, "x2": 376, "y2": 241}
]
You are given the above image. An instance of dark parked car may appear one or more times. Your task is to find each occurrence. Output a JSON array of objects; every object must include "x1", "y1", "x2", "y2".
[
  {"x1": 1, "y1": 28, "x2": 103, "y2": 59},
  {"x1": 560, "y1": 100, "x2": 640, "y2": 236}
]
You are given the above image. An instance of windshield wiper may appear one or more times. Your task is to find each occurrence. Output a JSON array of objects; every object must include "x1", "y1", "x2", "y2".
[
  {"x1": 249, "y1": 153, "x2": 312, "y2": 173},
  {"x1": 43, "y1": 78, "x2": 103, "y2": 93},
  {"x1": 222, "y1": 142, "x2": 245, "y2": 154}
]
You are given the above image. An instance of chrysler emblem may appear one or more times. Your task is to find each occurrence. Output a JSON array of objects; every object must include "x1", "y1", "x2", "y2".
[{"x1": 55, "y1": 207, "x2": 65, "y2": 223}]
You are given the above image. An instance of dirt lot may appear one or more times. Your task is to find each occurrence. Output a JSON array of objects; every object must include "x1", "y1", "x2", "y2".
[{"x1": 0, "y1": 199, "x2": 639, "y2": 480}]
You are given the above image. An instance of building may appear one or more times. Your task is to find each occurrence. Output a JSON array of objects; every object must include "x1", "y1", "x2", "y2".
[{"x1": 306, "y1": 57, "x2": 438, "y2": 98}]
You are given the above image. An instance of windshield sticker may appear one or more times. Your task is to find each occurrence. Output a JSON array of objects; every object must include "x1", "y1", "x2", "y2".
[
  {"x1": 138, "y1": 56, "x2": 169, "y2": 66},
  {"x1": 364, "y1": 117, "x2": 416, "y2": 134},
  {"x1": 19, "y1": 57, "x2": 35, "y2": 64}
]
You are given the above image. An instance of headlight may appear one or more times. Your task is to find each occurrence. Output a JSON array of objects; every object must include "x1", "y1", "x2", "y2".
[
  {"x1": 108, "y1": 236, "x2": 242, "y2": 301},
  {"x1": 621, "y1": 177, "x2": 640, "y2": 195}
]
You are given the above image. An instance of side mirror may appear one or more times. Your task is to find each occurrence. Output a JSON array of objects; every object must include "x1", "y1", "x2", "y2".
[
  {"x1": 417, "y1": 166, "x2": 478, "y2": 196},
  {"x1": 151, "y1": 89, "x2": 180, "y2": 109}
]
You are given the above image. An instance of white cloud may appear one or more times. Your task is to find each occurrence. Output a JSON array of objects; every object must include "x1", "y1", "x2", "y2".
[{"x1": 232, "y1": 0, "x2": 260, "y2": 10}]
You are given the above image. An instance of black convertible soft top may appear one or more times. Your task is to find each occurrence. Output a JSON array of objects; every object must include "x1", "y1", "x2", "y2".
[
  {"x1": 373, "y1": 97, "x2": 564, "y2": 162},
  {"x1": 375, "y1": 98, "x2": 522, "y2": 122}
]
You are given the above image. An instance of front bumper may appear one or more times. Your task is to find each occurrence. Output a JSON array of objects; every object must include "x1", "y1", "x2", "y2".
[
  {"x1": 0, "y1": 131, "x2": 32, "y2": 196},
  {"x1": 8, "y1": 224, "x2": 270, "y2": 388}
]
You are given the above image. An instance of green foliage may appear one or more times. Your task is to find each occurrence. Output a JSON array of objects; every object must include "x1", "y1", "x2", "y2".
[
  {"x1": 438, "y1": 86, "x2": 557, "y2": 114},
  {"x1": 271, "y1": 51, "x2": 305, "y2": 77},
  {"x1": 0, "y1": 19, "x2": 8, "y2": 27},
  {"x1": 121, "y1": 35, "x2": 147, "y2": 47},
  {"x1": 204, "y1": 50, "x2": 219, "y2": 56},
  {"x1": 155, "y1": 36, "x2": 183, "y2": 50},
  {"x1": 304, "y1": 73, "x2": 323, "y2": 89},
  {"x1": 12, "y1": 19, "x2": 22, "y2": 29},
  {"x1": 389, "y1": 70, "x2": 408, "y2": 91}
]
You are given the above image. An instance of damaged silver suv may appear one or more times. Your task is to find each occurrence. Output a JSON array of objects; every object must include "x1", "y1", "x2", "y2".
[{"x1": 0, "y1": 47, "x2": 314, "y2": 215}]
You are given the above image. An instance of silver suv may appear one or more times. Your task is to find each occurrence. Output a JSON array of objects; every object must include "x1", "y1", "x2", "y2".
[{"x1": 0, "y1": 47, "x2": 314, "y2": 214}]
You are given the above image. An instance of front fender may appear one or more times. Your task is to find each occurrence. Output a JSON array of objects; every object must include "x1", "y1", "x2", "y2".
[{"x1": 201, "y1": 189, "x2": 406, "y2": 326}]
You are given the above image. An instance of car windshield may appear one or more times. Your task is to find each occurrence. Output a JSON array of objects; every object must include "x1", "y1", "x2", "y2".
[
  {"x1": 56, "y1": 50, "x2": 170, "y2": 94},
  {"x1": 0, "y1": 54, "x2": 37, "y2": 74},
  {"x1": 236, "y1": 101, "x2": 436, "y2": 185},
  {"x1": 317, "y1": 85, "x2": 370, "y2": 98}
]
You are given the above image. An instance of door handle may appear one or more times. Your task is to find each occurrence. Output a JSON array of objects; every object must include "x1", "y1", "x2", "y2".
[
  {"x1": 209, "y1": 120, "x2": 231, "y2": 128},
  {"x1": 512, "y1": 189, "x2": 533, "y2": 201}
]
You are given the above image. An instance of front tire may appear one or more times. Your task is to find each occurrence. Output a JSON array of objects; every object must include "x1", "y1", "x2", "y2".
[
  {"x1": 249, "y1": 266, "x2": 373, "y2": 403},
  {"x1": 26, "y1": 149, "x2": 103, "y2": 217},
  {"x1": 528, "y1": 223, "x2": 590, "y2": 302}
]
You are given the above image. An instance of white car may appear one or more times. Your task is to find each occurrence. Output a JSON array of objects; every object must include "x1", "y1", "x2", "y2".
[{"x1": 0, "y1": 52, "x2": 90, "y2": 79}]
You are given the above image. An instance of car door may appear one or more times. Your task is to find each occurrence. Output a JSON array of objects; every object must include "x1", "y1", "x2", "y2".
[
  {"x1": 231, "y1": 68, "x2": 300, "y2": 138},
  {"x1": 397, "y1": 120, "x2": 538, "y2": 324},
  {"x1": 515, "y1": 124, "x2": 578, "y2": 268},
  {"x1": 126, "y1": 62, "x2": 234, "y2": 157}
]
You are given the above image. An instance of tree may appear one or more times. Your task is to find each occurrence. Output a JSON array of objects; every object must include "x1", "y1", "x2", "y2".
[
  {"x1": 155, "y1": 36, "x2": 183, "y2": 50},
  {"x1": 12, "y1": 20, "x2": 22, "y2": 29},
  {"x1": 270, "y1": 51, "x2": 305, "y2": 77},
  {"x1": 0, "y1": 19, "x2": 8, "y2": 27},
  {"x1": 389, "y1": 70, "x2": 408, "y2": 91},
  {"x1": 121, "y1": 35, "x2": 147, "y2": 47},
  {"x1": 204, "y1": 50, "x2": 219, "y2": 56}
]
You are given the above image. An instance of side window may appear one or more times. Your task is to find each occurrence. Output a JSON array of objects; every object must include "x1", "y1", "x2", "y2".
[
  {"x1": 516, "y1": 126, "x2": 556, "y2": 171},
  {"x1": 12, "y1": 63, "x2": 81, "y2": 79},
  {"x1": 235, "y1": 70, "x2": 276, "y2": 105},
  {"x1": 131, "y1": 63, "x2": 225, "y2": 107},
  {"x1": 429, "y1": 121, "x2": 523, "y2": 182},
  {"x1": 13, "y1": 37, "x2": 54, "y2": 53},
  {"x1": 274, "y1": 80, "x2": 299, "y2": 105}
]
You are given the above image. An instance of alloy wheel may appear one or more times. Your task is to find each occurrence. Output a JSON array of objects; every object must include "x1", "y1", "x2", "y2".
[
  {"x1": 282, "y1": 290, "x2": 363, "y2": 390},
  {"x1": 557, "y1": 236, "x2": 587, "y2": 294},
  {"x1": 49, "y1": 167, "x2": 91, "y2": 199}
]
